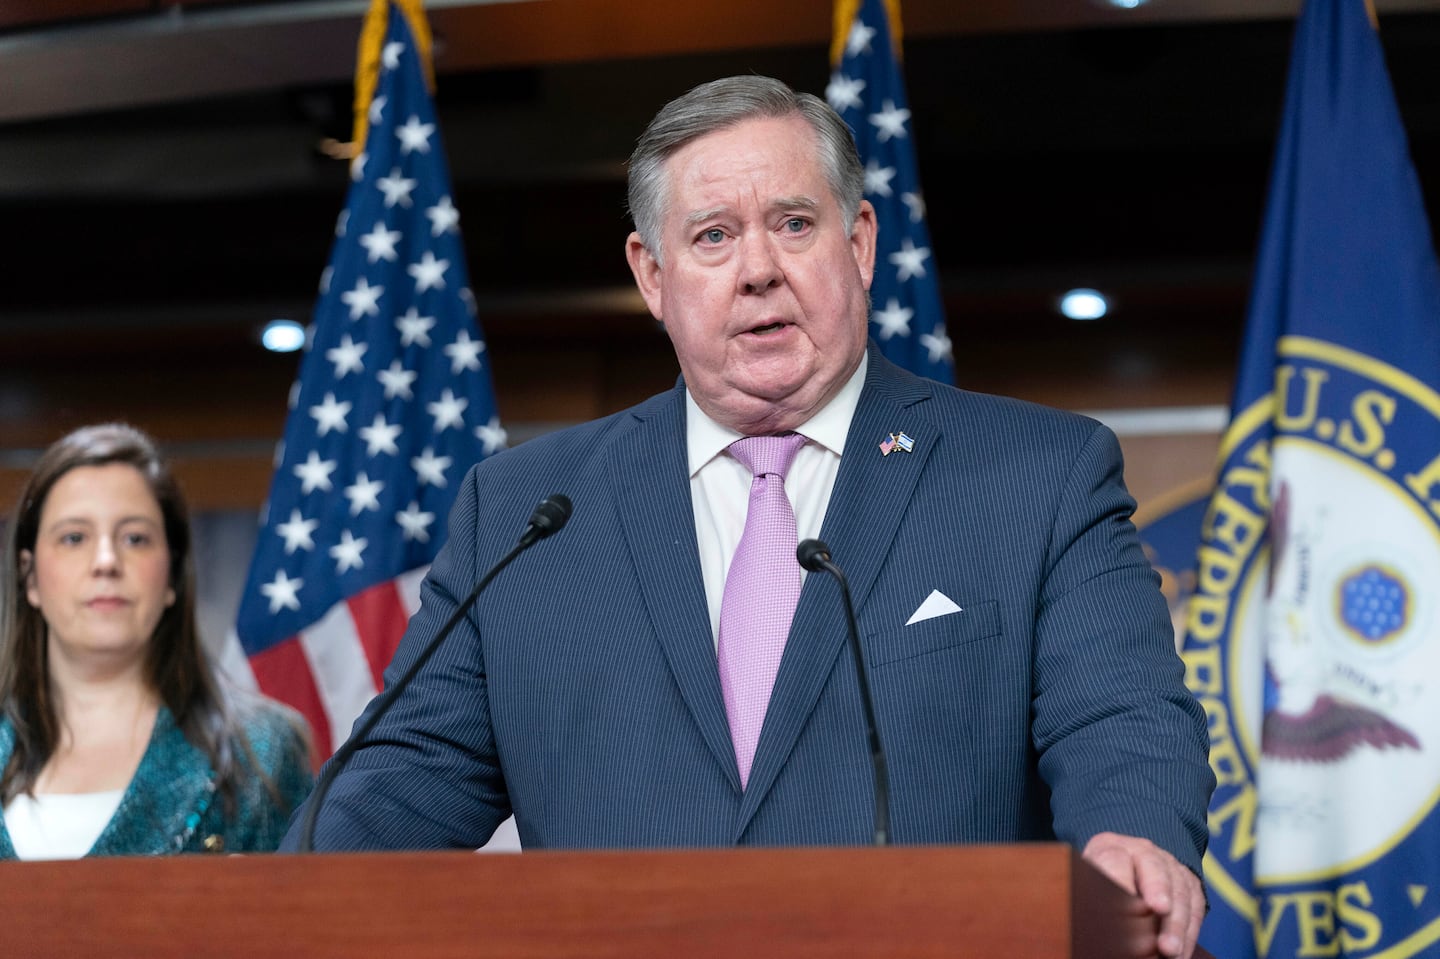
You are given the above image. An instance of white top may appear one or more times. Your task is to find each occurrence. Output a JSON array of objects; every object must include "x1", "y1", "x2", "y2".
[
  {"x1": 4, "y1": 789, "x2": 124, "y2": 860},
  {"x1": 686, "y1": 353, "x2": 868, "y2": 645}
]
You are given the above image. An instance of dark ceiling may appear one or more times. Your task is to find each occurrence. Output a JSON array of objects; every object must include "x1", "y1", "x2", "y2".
[{"x1": 3, "y1": 0, "x2": 1440, "y2": 437}]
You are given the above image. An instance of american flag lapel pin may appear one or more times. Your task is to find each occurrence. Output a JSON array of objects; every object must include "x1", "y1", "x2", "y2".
[{"x1": 879, "y1": 432, "x2": 916, "y2": 456}]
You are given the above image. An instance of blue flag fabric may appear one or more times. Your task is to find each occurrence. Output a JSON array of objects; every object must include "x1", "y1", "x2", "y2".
[
  {"x1": 1182, "y1": 2, "x2": 1440, "y2": 956},
  {"x1": 827, "y1": 0, "x2": 954, "y2": 383},
  {"x1": 234, "y1": 3, "x2": 505, "y2": 758}
]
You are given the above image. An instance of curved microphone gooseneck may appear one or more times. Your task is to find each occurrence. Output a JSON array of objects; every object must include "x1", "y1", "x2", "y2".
[{"x1": 797, "y1": 538, "x2": 889, "y2": 846}]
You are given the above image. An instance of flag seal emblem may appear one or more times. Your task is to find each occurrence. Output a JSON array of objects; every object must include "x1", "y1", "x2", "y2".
[{"x1": 1184, "y1": 336, "x2": 1440, "y2": 957}]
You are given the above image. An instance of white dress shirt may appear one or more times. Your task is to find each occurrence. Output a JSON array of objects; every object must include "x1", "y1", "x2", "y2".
[{"x1": 687, "y1": 353, "x2": 868, "y2": 646}]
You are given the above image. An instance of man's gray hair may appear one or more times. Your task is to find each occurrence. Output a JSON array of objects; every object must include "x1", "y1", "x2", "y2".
[{"x1": 627, "y1": 75, "x2": 864, "y2": 262}]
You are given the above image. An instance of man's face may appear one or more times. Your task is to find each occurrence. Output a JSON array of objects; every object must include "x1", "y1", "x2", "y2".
[{"x1": 626, "y1": 114, "x2": 876, "y2": 435}]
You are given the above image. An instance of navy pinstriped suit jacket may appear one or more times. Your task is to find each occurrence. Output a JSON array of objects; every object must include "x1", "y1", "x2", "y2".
[{"x1": 285, "y1": 344, "x2": 1213, "y2": 872}]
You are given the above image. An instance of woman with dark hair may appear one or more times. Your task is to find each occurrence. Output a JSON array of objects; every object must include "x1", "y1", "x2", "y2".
[{"x1": 0, "y1": 423, "x2": 312, "y2": 858}]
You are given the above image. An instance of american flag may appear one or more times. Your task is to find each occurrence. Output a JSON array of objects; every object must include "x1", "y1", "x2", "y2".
[
  {"x1": 827, "y1": 0, "x2": 954, "y2": 383},
  {"x1": 234, "y1": 0, "x2": 504, "y2": 760}
]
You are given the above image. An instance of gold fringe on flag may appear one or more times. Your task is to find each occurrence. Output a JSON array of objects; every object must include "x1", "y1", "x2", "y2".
[
  {"x1": 325, "y1": 0, "x2": 437, "y2": 161},
  {"x1": 831, "y1": 0, "x2": 904, "y2": 66}
]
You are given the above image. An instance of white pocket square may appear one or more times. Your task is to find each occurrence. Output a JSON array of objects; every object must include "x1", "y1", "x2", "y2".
[{"x1": 905, "y1": 589, "x2": 964, "y2": 626}]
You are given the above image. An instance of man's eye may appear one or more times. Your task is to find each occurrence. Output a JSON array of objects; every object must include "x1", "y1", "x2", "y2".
[
  {"x1": 784, "y1": 218, "x2": 807, "y2": 233},
  {"x1": 701, "y1": 228, "x2": 725, "y2": 244}
]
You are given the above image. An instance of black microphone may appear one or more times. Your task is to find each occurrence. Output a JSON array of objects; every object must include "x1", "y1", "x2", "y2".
[
  {"x1": 296, "y1": 494, "x2": 573, "y2": 852},
  {"x1": 797, "y1": 538, "x2": 889, "y2": 846}
]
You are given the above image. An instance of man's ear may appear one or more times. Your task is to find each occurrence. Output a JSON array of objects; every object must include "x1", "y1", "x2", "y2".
[
  {"x1": 851, "y1": 199, "x2": 879, "y2": 290},
  {"x1": 625, "y1": 232, "x2": 665, "y2": 322}
]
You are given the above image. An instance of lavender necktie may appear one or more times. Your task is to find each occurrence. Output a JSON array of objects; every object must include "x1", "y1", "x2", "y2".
[{"x1": 718, "y1": 432, "x2": 808, "y2": 788}]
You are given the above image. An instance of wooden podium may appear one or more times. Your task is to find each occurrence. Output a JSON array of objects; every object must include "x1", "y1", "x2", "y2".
[{"x1": 0, "y1": 844, "x2": 1158, "y2": 958}]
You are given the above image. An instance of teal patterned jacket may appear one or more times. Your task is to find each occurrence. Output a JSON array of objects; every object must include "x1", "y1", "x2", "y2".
[{"x1": 0, "y1": 701, "x2": 313, "y2": 858}]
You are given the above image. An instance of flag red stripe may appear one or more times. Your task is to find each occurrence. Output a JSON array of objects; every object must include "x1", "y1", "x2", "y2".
[
  {"x1": 249, "y1": 636, "x2": 332, "y2": 766},
  {"x1": 347, "y1": 578, "x2": 409, "y2": 689}
]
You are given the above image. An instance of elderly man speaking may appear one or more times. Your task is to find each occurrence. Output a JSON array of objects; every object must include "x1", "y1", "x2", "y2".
[{"x1": 285, "y1": 75, "x2": 1213, "y2": 959}]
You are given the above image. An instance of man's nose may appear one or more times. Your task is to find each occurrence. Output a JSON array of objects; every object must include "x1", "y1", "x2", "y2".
[{"x1": 737, "y1": 237, "x2": 783, "y2": 295}]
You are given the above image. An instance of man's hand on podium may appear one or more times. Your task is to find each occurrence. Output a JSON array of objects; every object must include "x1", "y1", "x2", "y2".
[{"x1": 1083, "y1": 831, "x2": 1205, "y2": 959}]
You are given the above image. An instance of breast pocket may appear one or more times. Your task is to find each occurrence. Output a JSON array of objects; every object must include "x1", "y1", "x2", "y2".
[{"x1": 865, "y1": 599, "x2": 1002, "y2": 667}]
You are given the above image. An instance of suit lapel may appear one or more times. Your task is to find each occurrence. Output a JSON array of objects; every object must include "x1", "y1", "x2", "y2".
[
  {"x1": 737, "y1": 352, "x2": 940, "y2": 832},
  {"x1": 608, "y1": 388, "x2": 742, "y2": 791},
  {"x1": 808, "y1": 357, "x2": 940, "y2": 617}
]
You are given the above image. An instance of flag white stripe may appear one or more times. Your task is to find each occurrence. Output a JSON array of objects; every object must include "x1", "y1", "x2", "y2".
[
  {"x1": 300, "y1": 600, "x2": 381, "y2": 745},
  {"x1": 218, "y1": 627, "x2": 261, "y2": 692}
]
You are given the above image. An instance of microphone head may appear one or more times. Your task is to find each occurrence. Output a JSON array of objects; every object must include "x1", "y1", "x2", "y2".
[
  {"x1": 528, "y1": 494, "x2": 573, "y2": 539},
  {"x1": 796, "y1": 538, "x2": 831, "y2": 572}
]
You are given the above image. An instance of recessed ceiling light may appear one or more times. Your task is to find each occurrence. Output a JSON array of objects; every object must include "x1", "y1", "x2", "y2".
[
  {"x1": 1107, "y1": 0, "x2": 1149, "y2": 8},
  {"x1": 1059, "y1": 289, "x2": 1109, "y2": 321},
  {"x1": 261, "y1": 319, "x2": 306, "y2": 353}
]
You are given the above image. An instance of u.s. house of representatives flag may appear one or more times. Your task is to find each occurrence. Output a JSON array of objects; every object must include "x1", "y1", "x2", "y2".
[
  {"x1": 1182, "y1": 1, "x2": 1440, "y2": 956},
  {"x1": 235, "y1": 0, "x2": 505, "y2": 760},
  {"x1": 827, "y1": 0, "x2": 954, "y2": 383}
]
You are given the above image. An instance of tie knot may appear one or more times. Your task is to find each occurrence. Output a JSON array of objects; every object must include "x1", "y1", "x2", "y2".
[{"x1": 729, "y1": 432, "x2": 807, "y2": 479}]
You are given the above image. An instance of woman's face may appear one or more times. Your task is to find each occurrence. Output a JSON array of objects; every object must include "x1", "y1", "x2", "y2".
[{"x1": 22, "y1": 463, "x2": 175, "y2": 668}]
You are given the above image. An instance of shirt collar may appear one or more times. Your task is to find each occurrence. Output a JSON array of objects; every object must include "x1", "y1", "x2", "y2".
[{"x1": 685, "y1": 351, "x2": 868, "y2": 478}]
